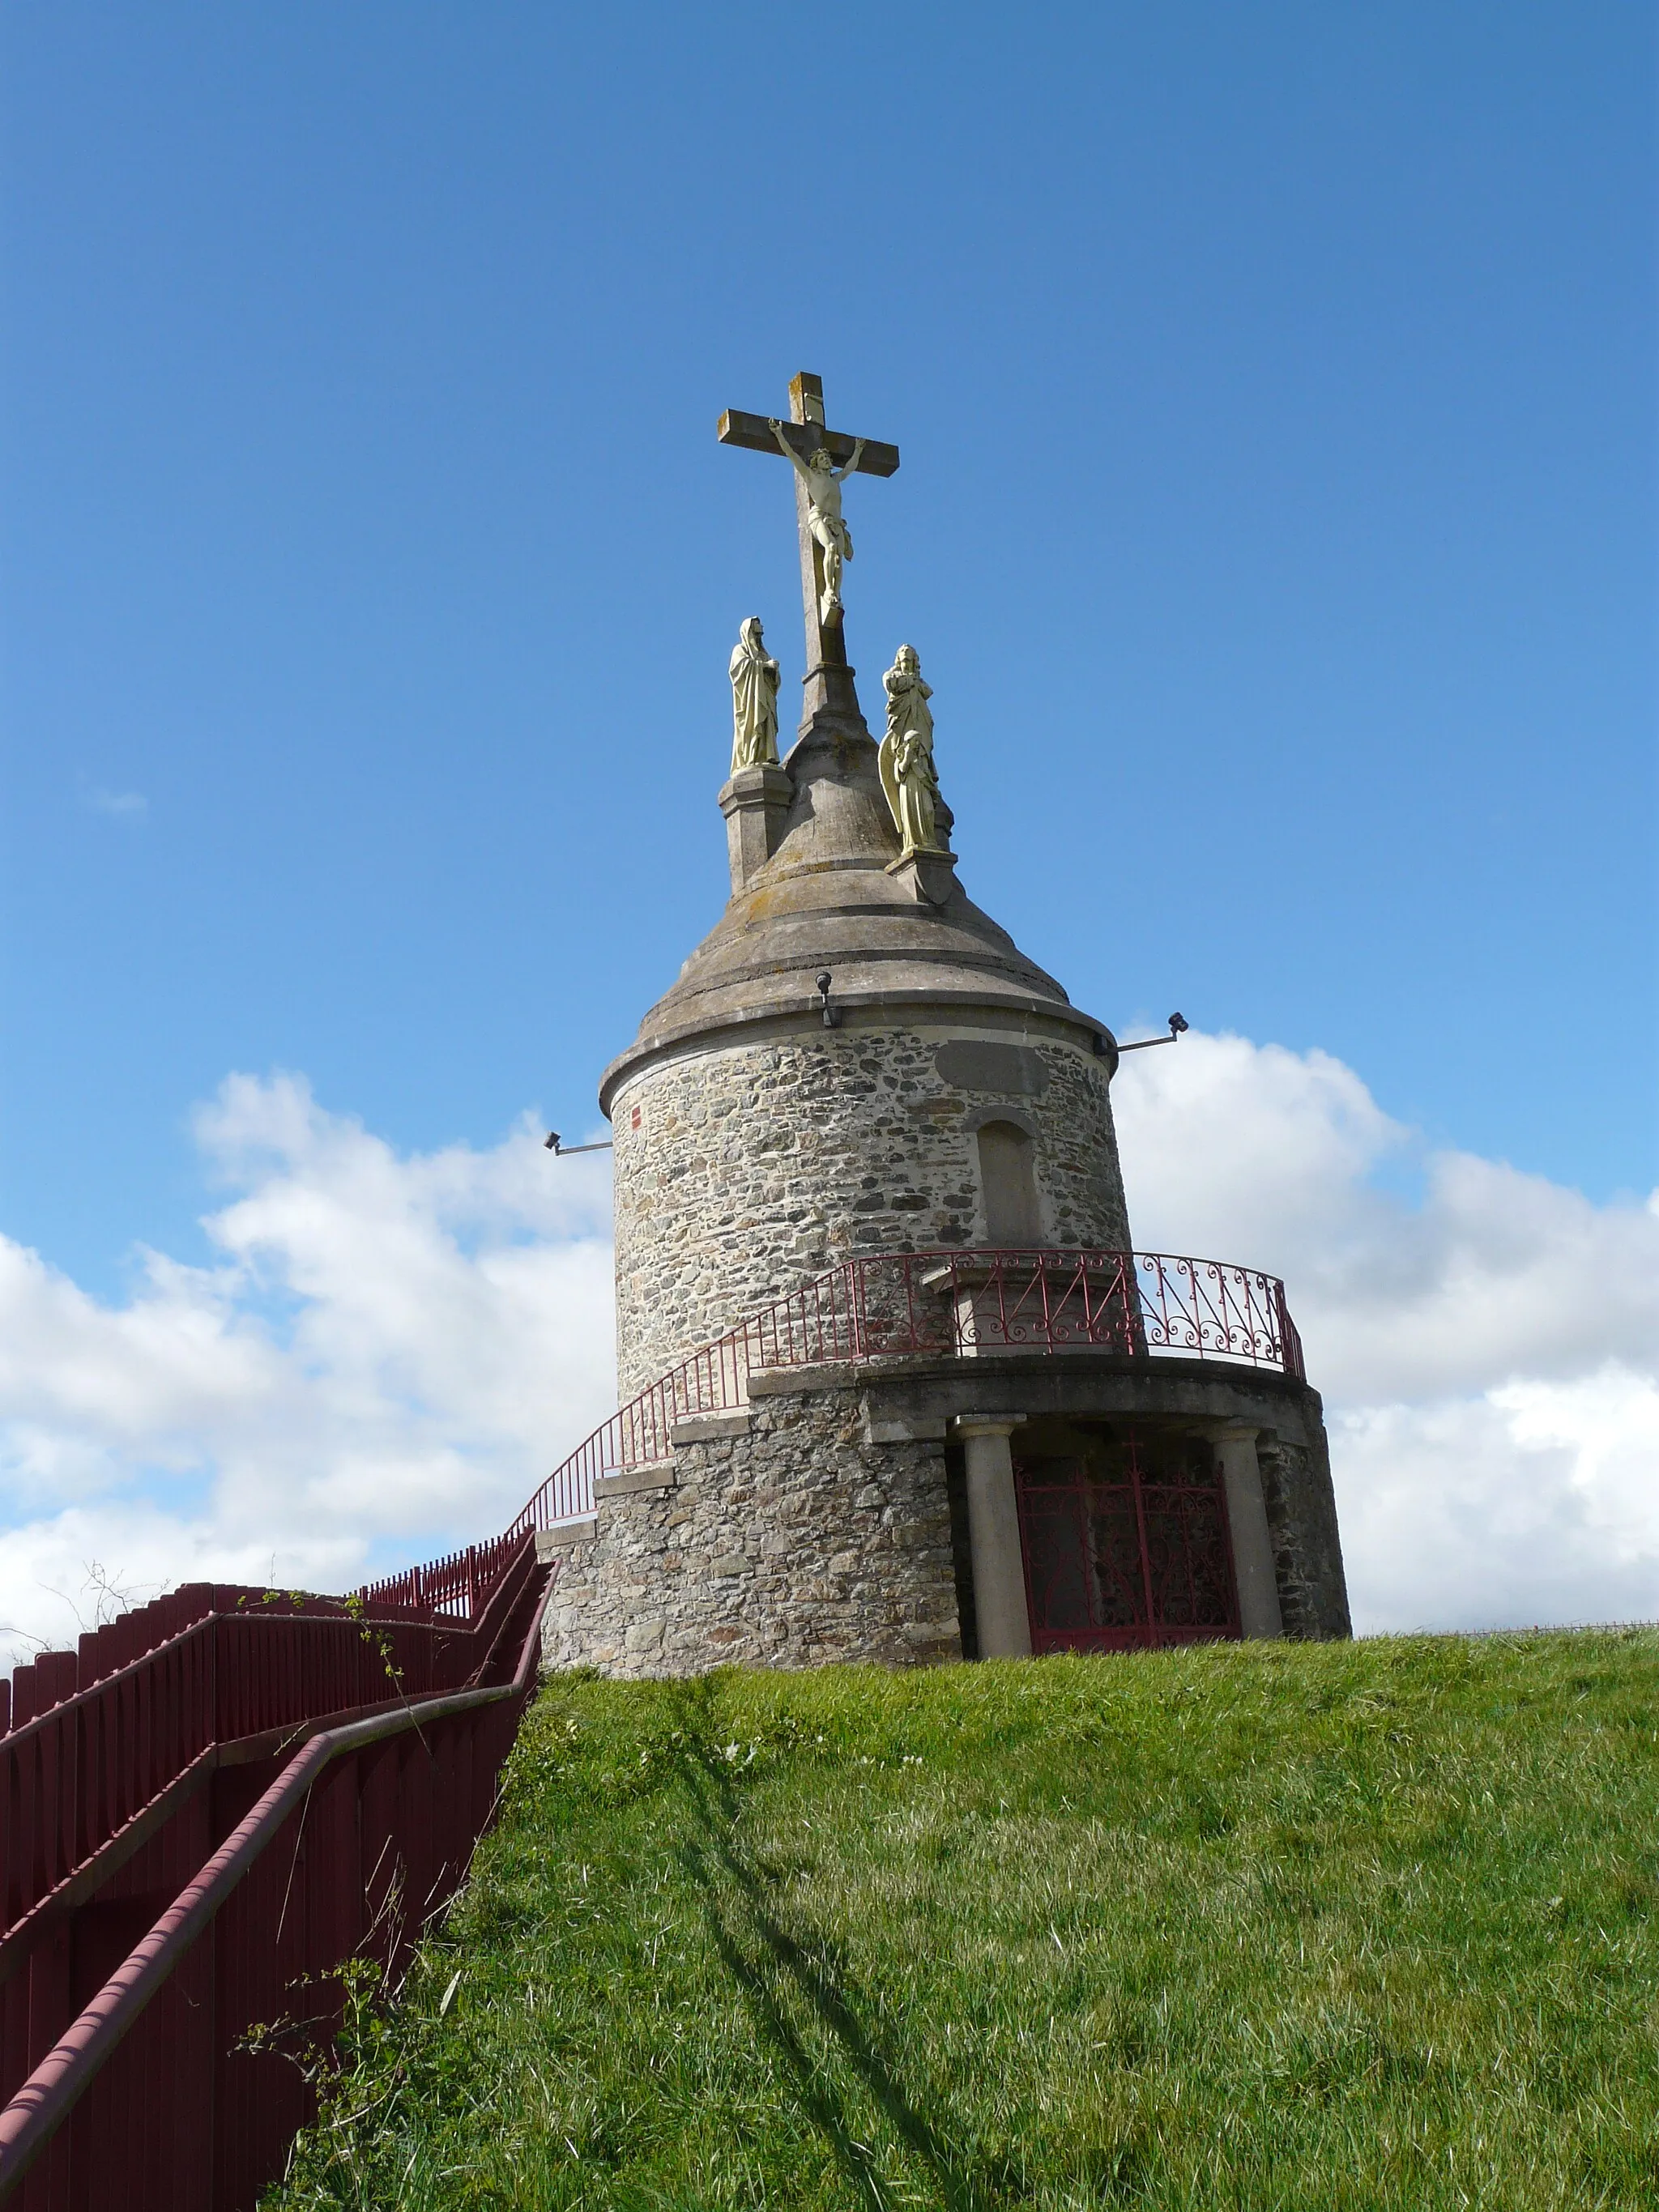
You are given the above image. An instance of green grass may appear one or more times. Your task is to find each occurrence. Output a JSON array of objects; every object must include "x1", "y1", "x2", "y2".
[{"x1": 267, "y1": 1633, "x2": 1659, "y2": 2210}]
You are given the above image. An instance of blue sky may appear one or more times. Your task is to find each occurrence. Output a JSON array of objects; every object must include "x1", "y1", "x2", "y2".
[
  {"x1": 2, "y1": 2, "x2": 1651, "y2": 1298},
  {"x1": 0, "y1": 6, "x2": 1655, "y2": 1651}
]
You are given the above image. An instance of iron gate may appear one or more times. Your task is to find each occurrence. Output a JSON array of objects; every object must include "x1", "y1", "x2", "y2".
[{"x1": 1015, "y1": 1432, "x2": 1240, "y2": 1653}]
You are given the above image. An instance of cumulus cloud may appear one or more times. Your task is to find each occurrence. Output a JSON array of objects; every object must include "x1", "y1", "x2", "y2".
[
  {"x1": 1112, "y1": 1033, "x2": 1659, "y2": 1632},
  {"x1": 1332, "y1": 1369, "x2": 1659, "y2": 1634},
  {"x1": 0, "y1": 1076, "x2": 614, "y2": 1664},
  {"x1": 2, "y1": 1041, "x2": 1653, "y2": 1664}
]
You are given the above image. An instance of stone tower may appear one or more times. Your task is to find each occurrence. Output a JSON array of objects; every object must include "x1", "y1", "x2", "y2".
[
  {"x1": 538, "y1": 374, "x2": 1350, "y2": 1675},
  {"x1": 603, "y1": 712, "x2": 1133, "y2": 1400}
]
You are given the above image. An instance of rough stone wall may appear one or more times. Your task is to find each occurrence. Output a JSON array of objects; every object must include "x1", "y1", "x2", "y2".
[
  {"x1": 1256, "y1": 1421, "x2": 1352, "y2": 1639},
  {"x1": 539, "y1": 1363, "x2": 1350, "y2": 1677},
  {"x1": 609, "y1": 1018, "x2": 1132, "y2": 1397},
  {"x1": 540, "y1": 1383, "x2": 962, "y2": 1677}
]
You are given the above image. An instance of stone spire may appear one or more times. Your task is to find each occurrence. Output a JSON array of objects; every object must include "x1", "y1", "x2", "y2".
[{"x1": 598, "y1": 375, "x2": 1132, "y2": 1396}]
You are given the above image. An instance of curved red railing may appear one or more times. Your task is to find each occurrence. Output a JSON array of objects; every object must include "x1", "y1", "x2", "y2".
[{"x1": 510, "y1": 1247, "x2": 1303, "y2": 1537}]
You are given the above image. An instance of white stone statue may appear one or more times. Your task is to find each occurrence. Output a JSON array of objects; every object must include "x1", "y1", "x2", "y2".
[
  {"x1": 728, "y1": 617, "x2": 781, "y2": 772},
  {"x1": 879, "y1": 643, "x2": 945, "y2": 858},
  {"x1": 769, "y1": 420, "x2": 865, "y2": 624}
]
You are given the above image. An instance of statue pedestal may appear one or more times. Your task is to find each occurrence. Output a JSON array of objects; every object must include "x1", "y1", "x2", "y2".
[
  {"x1": 719, "y1": 765, "x2": 793, "y2": 893},
  {"x1": 886, "y1": 849, "x2": 958, "y2": 907}
]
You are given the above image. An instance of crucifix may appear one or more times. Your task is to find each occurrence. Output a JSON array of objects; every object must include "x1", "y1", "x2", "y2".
[{"x1": 718, "y1": 372, "x2": 899, "y2": 727}]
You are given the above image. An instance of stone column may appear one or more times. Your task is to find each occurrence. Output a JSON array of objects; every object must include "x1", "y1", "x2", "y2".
[
  {"x1": 1209, "y1": 1426, "x2": 1284, "y2": 1639},
  {"x1": 719, "y1": 764, "x2": 793, "y2": 893},
  {"x1": 953, "y1": 1417, "x2": 1032, "y2": 1660}
]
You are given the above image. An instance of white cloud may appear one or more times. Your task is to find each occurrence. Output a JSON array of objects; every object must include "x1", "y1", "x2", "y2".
[
  {"x1": 0, "y1": 1076, "x2": 614, "y2": 1664},
  {"x1": 83, "y1": 785, "x2": 147, "y2": 818},
  {"x1": 1333, "y1": 1368, "x2": 1659, "y2": 1634},
  {"x1": 1112, "y1": 1033, "x2": 1659, "y2": 1632},
  {"x1": 2, "y1": 1041, "x2": 1653, "y2": 1665}
]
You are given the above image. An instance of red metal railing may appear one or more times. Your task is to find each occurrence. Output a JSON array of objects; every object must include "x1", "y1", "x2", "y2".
[
  {"x1": 512, "y1": 1247, "x2": 1303, "y2": 1536},
  {"x1": 0, "y1": 1534, "x2": 533, "y2": 1742},
  {"x1": 0, "y1": 1536, "x2": 552, "y2": 2210},
  {"x1": 357, "y1": 1527, "x2": 527, "y2": 1622}
]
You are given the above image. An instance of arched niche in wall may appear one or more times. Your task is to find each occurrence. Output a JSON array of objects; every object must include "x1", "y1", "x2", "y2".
[{"x1": 975, "y1": 1118, "x2": 1042, "y2": 1247}]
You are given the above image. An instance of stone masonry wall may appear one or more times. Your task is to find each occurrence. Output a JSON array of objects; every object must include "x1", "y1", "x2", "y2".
[
  {"x1": 609, "y1": 1017, "x2": 1132, "y2": 1398},
  {"x1": 539, "y1": 1362, "x2": 1350, "y2": 1678},
  {"x1": 539, "y1": 1382, "x2": 962, "y2": 1677},
  {"x1": 1256, "y1": 1422, "x2": 1351, "y2": 1639}
]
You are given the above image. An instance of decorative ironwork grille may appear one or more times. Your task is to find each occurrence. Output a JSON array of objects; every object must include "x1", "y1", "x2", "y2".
[
  {"x1": 1015, "y1": 1434, "x2": 1241, "y2": 1653},
  {"x1": 512, "y1": 1247, "x2": 1305, "y2": 1538}
]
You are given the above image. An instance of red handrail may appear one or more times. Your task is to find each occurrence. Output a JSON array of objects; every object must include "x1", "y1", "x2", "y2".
[
  {"x1": 0, "y1": 1534, "x2": 552, "y2": 2210},
  {"x1": 0, "y1": 1573, "x2": 550, "y2": 2203}
]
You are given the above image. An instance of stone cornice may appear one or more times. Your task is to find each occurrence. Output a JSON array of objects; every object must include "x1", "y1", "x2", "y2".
[{"x1": 599, "y1": 992, "x2": 1119, "y2": 1115}]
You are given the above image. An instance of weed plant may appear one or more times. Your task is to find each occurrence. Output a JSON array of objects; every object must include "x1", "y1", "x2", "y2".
[{"x1": 266, "y1": 1631, "x2": 1659, "y2": 2209}]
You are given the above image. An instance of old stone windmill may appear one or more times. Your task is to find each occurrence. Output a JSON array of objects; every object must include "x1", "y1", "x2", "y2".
[{"x1": 535, "y1": 373, "x2": 1349, "y2": 1674}]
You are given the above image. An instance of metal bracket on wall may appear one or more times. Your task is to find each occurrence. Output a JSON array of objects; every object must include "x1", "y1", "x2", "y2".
[{"x1": 1111, "y1": 1012, "x2": 1189, "y2": 1056}]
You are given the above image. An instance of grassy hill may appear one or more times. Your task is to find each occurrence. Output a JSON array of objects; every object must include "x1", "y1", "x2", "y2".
[{"x1": 267, "y1": 1632, "x2": 1659, "y2": 2210}]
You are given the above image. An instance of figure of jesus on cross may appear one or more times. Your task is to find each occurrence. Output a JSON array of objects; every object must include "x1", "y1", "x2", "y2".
[
  {"x1": 718, "y1": 373, "x2": 900, "y2": 691},
  {"x1": 767, "y1": 420, "x2": 864, "y2": 625}
]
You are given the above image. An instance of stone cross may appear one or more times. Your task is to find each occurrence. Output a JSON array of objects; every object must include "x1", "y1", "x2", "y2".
[{"x1": 718, "y1": 372, "x2": 899, "y2": 727}]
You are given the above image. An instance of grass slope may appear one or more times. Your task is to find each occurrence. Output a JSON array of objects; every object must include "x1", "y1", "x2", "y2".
[{"x1": 268, "y1": 1634, "x2": 1659, "y2": 2210}]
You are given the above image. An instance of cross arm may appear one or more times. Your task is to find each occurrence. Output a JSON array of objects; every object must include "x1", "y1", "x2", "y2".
[{"x1": 717, "y1": 409, "x2": 900, "y2": 478}]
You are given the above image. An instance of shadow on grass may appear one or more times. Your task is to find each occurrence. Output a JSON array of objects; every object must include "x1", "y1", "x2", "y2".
[{"x1": 672, "y1": 1709, "x2": 1005, "y2": 2212}]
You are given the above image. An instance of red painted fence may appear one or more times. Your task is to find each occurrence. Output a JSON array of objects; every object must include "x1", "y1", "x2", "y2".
[{"x1": 0, "y1": 1536, "x2": 552, "y2": 2209}]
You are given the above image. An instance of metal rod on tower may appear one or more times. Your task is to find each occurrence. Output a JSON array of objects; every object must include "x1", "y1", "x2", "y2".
[{"x1": 1115, "y1": 1013, "x2": 1190, "y2": 1055}]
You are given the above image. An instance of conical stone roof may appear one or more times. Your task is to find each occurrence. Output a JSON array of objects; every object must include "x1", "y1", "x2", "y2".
[{"x1": 599, "y1": 705, "x2": 1115, "y2": 1111}]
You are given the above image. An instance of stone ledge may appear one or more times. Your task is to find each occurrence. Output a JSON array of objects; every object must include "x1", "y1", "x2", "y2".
[
  {"x1": 863, "y1": 1404, "x2": 948, "y2": 1444},
  {"x1": 887, "y1": 848, "x2": 960, "y2": 908},
  {"x1": 855, "y1": 1352, "x2": 1327, "y2": 1430},
  {"x1": 594, "y1": 1460, "x2": 676, "y2": 1499},
  {"x1": 672, "y1": 1410, "x2": 754, "y2": 1445},
  {"x1": 599, "y1": 992, "x2": 1111, "y2": 1115},
  {"x1": 718, "y1": 765, "x2": 792, "y2": 815},
  {"x1": 746, "y1": 1361, "x2": 859, "y2": 1397},
  {"x1": 535, "y1": 1516, "x2": 597, "y2": 1559}
]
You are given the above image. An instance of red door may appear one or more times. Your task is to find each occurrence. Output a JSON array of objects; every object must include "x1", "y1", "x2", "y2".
[{"x1": 1015, "y1": 1434, "x2": 1240, "y2": 1653}]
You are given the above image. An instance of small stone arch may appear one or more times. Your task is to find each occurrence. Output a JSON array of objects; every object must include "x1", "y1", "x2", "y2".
[
  {"x1": 961, "y1": 1103, "x2": 1040, "y2": 1140},
  {"x1": 975, "y1": 1119, "x2": 1043, "y2": 1247}
]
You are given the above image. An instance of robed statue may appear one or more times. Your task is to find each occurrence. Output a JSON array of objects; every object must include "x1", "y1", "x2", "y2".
[
  {"x1": 879, "y1": 644, "x2": 947, "y2": 859},
  {"x1": 769, "y1": 421, "x2": 865, "y2": 624},
  {"x1": 728, "y1": 617, "x2": 781, "y2": 771}
]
